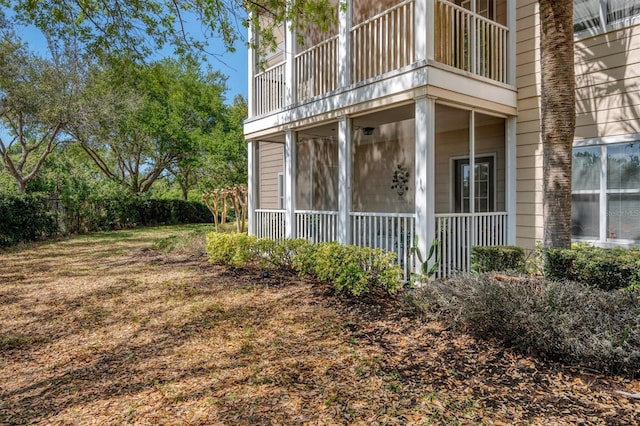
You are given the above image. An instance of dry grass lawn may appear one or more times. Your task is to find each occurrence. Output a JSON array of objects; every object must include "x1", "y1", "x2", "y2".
[{"x1": 1, "y1": 226, "x2": 639, "y2": 425}]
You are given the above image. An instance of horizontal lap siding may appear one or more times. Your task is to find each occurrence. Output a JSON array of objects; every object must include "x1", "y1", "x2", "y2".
[
  {"x1": 575, "y1": 24, "x2": 640, "y2": 140},
  {"x1": 515, "y1": 0, "x2": 543, "y2": 251}
]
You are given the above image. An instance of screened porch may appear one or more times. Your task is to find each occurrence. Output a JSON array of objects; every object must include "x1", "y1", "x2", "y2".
[{"x1": 250, "y1": 102, "x2": 515, "y2": 279}]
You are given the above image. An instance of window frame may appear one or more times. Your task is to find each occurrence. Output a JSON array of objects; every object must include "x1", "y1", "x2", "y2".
[
  {"x1": 574, "y1": 0, "x2": 640, "y2": 39},
  {"x1": 572, "y1": 134, "x2": 640, "y2": 246},
  {"x1": 452, "y1": 154, "x2": 497, "y2": 213}
]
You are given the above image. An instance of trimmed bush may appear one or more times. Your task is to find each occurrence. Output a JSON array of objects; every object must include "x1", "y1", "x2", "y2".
[
  {"x1": 206, "y1": 232, "x2": 257, "y2": 267},
  {"x1": 295, "y1": 242, "x2": 403, "y2": 296},
  {"x1": 410, "y1": 274, "x2": 640, "y2": 377},
  {"x1": 0, "y1": 195, "x2": 59, "y2": 247},
  {"x1": 545, "y1": 245, "x2": 640, "y2": 291},
  {"x1": 471, "y1": 245, "x2": 525, "y2": 273},
  {"x1": 255, "y1": 238, "x2": 311, "y2": 273},
  {"x1": 204, "y1": 235, "x2": 403, "y2": 297}
]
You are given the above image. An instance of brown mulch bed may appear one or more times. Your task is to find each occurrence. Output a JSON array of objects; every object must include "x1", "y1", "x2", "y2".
[{"x1": 1, "y1": 228, "x2": 638, "y2": 425}]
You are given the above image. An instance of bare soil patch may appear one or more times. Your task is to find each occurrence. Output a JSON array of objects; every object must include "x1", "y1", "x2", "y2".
[{"x1": 1, "y1": 227, "x2": 638, "y2": 425}]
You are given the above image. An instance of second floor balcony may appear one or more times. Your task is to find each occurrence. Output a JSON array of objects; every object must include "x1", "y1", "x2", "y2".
[{"x1": 250, "y1": 0, "x2": 513, "y2": 118}]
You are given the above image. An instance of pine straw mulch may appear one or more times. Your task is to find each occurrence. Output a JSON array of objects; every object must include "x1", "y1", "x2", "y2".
[{"x1": 0, "y1": 229, "x2": 639, "y2": 425}]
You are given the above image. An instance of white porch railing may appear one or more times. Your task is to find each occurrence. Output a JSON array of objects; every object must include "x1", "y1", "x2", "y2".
[
  {"x1": 435, "y1": 0, "x2": 508, "y2": 83},
  {"x1": 295, "y1": 210, "x2": 339, "y2": 243},
  {"x1": 350, "y1": 212, "x2": 416, "y2": 281},
  {"x1": 295, "y1": 35, "x2": 339, "y2": 101},
  {"x1": 435, "y1": 212, "x2": 508, "y2": 278},
  {"x1": 255, "y1": 209, "x2": 286, "y2": 240},
  {"x1": 254, "y1": 62, "x2": 286, "y2": 116},
  {"x1": 351, "y1": 0, "x2": 415, "y2": 83}
]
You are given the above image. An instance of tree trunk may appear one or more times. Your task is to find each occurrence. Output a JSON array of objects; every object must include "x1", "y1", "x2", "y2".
[{"x1": 539, "y1": 0, "x2": 576, "y2": 249}]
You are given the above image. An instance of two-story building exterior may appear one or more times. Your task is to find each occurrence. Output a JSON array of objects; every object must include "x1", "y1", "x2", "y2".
[{"x1": 243, "y1": 0, "x2": 640, "y2": 278}]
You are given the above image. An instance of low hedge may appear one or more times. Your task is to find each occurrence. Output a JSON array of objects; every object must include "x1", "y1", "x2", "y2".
[
  {"x1": 69, "y1": 198, "x2": 212, "y2": 231},
  {"x1": 0, "y1": 195, "x2": 59, "y2": 247},
  {"x1": 410, "y1": 273, "x2": 640, "y2": 378},
  {"x1": 0, "y1": 194, "x2": 213, "y2": 248},
  {"x1": 295, "y1": 242, "x2": 403, "y2": 296},
  {"x1": 545, "y1": 245, "x2": 640, "y2": 291},
  {"x1": 204, "y1": 233, "x2": 403, "y2": 296},
  {"x1": 471, "y1": 245, "x2": 525, "y2": 274}
]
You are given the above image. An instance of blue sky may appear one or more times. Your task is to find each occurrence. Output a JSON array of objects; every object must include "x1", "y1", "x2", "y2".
[{"x1": 8, "y1": 11, "x2": 249, "y2": 102}]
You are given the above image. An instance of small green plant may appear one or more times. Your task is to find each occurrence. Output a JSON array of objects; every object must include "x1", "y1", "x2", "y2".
[{"x1": 410, "y1": 237, "x2": 439, "y2": 283}]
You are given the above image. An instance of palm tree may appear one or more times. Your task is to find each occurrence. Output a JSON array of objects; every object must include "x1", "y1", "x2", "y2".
[{"x1": 539, "y1": 0, "x2": 576, "y2": 248}]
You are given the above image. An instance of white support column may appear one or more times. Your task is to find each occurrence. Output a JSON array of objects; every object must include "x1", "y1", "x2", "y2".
[
  {"x1": 415, "y1": 0, "x2": 428, "y2": 61},
  {"x1": 338, "y1": 116, "x2": 352, "y2": 244},
  {"x1": 505, "y1": 116, "x2": 517, "y2": 245},
  {"x1": 247, "y1": 15, "x2": 256, "y2": 117},
  {"x1": 469, "y1": 111, "x2": 475, "y2": 262},
  {"x1": 338, "y1": 0, "x2": 352, "y2": 88},
  {"x1": 247, "y1": 140, "x2": 258, "y2": 236},
  {"x1": 506, "y1": 0, "x2": 516, "y2": 85},
  {"x1": 285, "y1": 129, "x2": 297, "y2": 239},
  {"x1": 415, "y1": 96, "x2": 436, "y2": 274},
  {"x1": 469, "y1": 111, "x2": 476, "y2": 215},
  {"x1": 425, "y1": 0, "x2": 435, "y2": 61},
  {"x1": 284, "y1": 18, "x2": 296, "y2": 105}
]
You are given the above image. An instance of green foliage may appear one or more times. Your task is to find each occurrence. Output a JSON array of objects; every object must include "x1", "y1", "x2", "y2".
[
  {"x1": 544, "y1": 245, "x2": 640, "y2": 291},
  {"x1": 205, "y1": 232, "x2": 257, "y2": 268},
  {"x1": 204, "y1": 235, "x2": 403, "y2": 297},
  {"x1": 471, "y1": 245, "x2": 525, "y2": 274},
  {"x1": 0, "y1": 194, "x2": 59, "y2": 247},
  {"x1": 411, "y1": 274, "x2": 640, "y2": 378},
  {"x1": 0, "y1": 30, "x2": 76, "y2": 193},
  {"x1": 255, "y1": 238, "x2": 310, "y2": 273},
  {"x1": 64, "y1": 198, "x2": 212, "y2": 232},
  {"x1": 410, "y1": 238, "x2": 439, "y2": 283},
  {"x1": 295, "y1": 242, "x2": 403, "y2": 296}
]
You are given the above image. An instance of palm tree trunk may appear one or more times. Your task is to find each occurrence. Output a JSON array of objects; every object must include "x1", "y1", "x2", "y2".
[{"x1": 539, "y1": 0, "x2": 576, "y2": 248}]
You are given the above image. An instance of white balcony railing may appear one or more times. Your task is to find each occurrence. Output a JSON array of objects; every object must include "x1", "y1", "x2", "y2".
[
  {"x1": 255, "y1": 209, "x2": 286, "y2": 240},
  {"x1": 295, "y1": 210, "x2": 339, "y2": 243},
  {"x1": 350, "y1": 212, "x2": 416, "y2": 281},
  {"x1": 296, "y1": 36, "x2": 339, "y2": 101},
  {"x1": 435, "y1": 211, "x2": 508, "y2": 278},
  {"x1": 351, "y1": 0, "x2": 415, "y2": 83},
  {"x1": 254, "y1": 62, "x2": 286, "y2": 116},
  {"x1": 435, "y1": 0, "x2": 508, "y2": 83},
  {"x1": 252, "y1": 0, "x2": 509, "y2": 115}
]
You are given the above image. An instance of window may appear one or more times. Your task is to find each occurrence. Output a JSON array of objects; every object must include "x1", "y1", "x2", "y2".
[
  {"x1": 574, "y1": 0, "x2": 640, "y2": 34},
  {"x1": 571, "y1": 140, "x2": 640, "y2": 243},
  {"x1": 454, "y1": 156, "x2": 495, "y2": 213}
]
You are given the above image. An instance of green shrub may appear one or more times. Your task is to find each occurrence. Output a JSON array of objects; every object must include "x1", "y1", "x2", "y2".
[
  {"x1": 544, "y1": 245, "x2": 640, "y2": 291},
  {"x1": 255, "y1": 238, "x2": 311, "y2": 273},
  {"x1": 0, "y1": 194, "x2": 59, "y2": 248},
  {"x1": 205, "y1": 232, "x2": 258, "y2": 267},
  {"x1": 471, "y1": 245, "x2": 525, "y2": 273},
  {"x1": 410, "y1": 274, "x2": 640, "y2": 377},
  {"x1": 295, "y1": 242, "x2": 403, "y2": 296}
]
